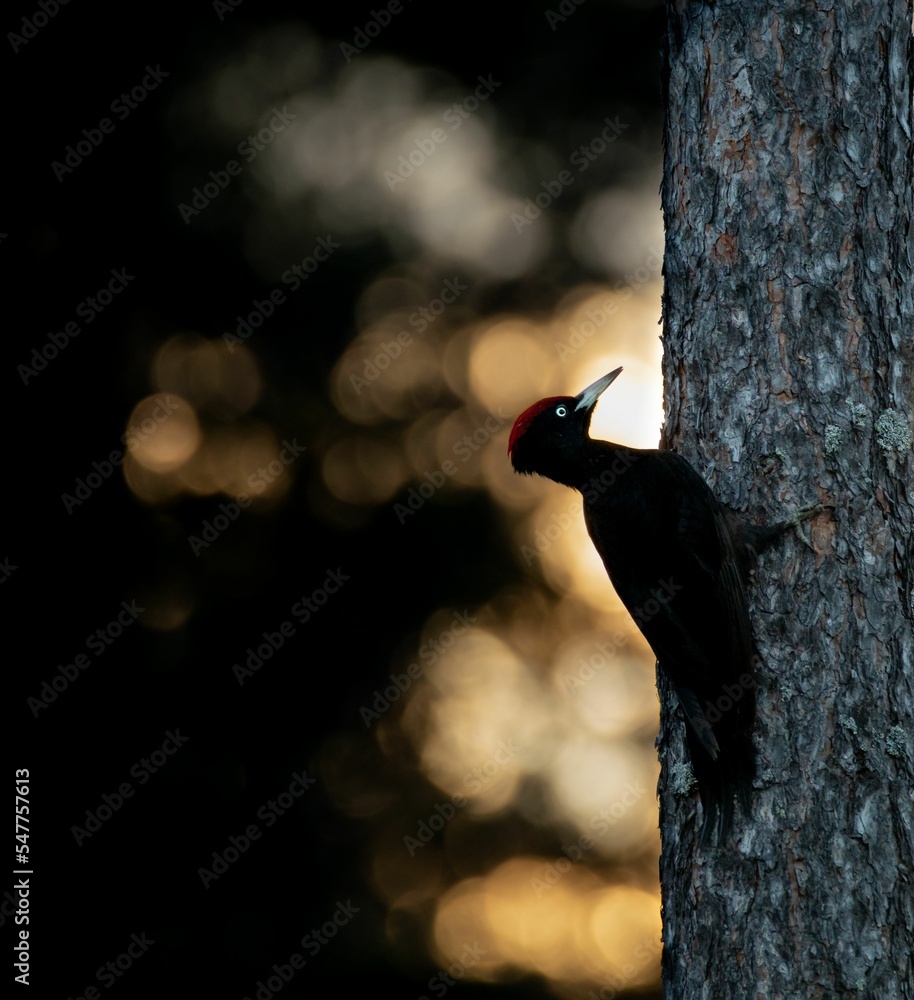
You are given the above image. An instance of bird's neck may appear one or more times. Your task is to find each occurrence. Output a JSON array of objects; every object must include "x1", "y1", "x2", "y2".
[{"x1": 542, "y1": 440, "x2": 637, "y2": 491}]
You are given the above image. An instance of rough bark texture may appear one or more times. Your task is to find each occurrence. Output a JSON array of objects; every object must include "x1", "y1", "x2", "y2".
[{"x1": 658, "y1": 0, "x2": 914, "y2": 996}]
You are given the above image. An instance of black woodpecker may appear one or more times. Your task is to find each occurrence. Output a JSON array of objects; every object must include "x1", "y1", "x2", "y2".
[{"x1": 509, "y1": 367, "x2": 825, "y2": 844}]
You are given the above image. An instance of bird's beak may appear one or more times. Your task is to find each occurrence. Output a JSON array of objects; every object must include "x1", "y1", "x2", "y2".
[{"x1": 574, "y1": 367, "x2": 623, "y2": 413}]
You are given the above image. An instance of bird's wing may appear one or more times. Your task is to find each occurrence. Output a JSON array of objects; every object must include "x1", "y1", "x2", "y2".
[
  {"x1": 654, "y1": 451, "x2": 757, "y2": 685},
  {"x1": 583, "y1": 448, "x2": 757, "y2": 839},
  {"x1": 583, "y1": 450, "x2": 756, "y2": 751}
]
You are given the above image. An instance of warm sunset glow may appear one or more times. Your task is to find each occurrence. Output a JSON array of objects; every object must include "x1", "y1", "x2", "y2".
[{"x1": 432, "y1": 859, "x2": 661, "y2": 990}]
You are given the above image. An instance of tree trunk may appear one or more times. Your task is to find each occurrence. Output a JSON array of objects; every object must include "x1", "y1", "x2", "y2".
[{"x1": 658, "y1": 0, "x2": 914, "y2": 996}]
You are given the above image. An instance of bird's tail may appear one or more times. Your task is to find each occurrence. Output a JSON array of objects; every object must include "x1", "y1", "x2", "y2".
[
  {"x1": 673, "y1": 672, "x2": 756, "y2": 846},
  {"x1": 686, "y1": 721, "x2": 755, "y2": 847}
]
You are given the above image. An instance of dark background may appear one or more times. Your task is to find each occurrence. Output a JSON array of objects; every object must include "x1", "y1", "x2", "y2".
[{"x1": 11, "y1": 1, "x2": 666, "y2": 996}]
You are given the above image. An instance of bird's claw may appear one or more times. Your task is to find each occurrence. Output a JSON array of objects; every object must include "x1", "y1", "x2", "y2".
[
  {"x1": 791, "y1": 503, "x2": 834, "y2": 551},
  {"x1": 793, "y1": 502, "x2": 835, "y2": 524},
  {"x1": 793, "y1": 522, "x2": 816, "y2": 551}
]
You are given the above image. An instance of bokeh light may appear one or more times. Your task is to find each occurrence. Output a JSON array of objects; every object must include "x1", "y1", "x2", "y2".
[
  {"x1": 320, "y1": 272, "x2": 665, "y2": 989},
  {"x1": 121, "y1": 263, "x2": 667, "y2": 989},
  {"x1": 156, "y1": 24, "x2": 666, "y2": 995},
  {"x1": 431, "y1": 861, "x2": 662, "y2": 993},
  {"x1": 127, "y1": 394, "x2": 200, "y2": 474},
  {"x1": 29, "y1": 2, "x2": 684, "y2": 996}
]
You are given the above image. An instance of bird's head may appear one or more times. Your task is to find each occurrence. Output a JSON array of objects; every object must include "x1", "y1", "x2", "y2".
[{"x1": 508, "y1": 367, "x2": 623, "y2": 482}]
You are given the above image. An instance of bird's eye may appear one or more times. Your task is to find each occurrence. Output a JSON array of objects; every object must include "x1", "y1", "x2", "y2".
[{"x1": 555, "y1": 405, "x2": 567, "y2": 417}]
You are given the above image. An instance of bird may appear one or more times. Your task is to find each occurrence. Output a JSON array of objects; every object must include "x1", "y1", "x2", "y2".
[{"x1": 508, "y1": 367, "x2": 824, "y2": 844}]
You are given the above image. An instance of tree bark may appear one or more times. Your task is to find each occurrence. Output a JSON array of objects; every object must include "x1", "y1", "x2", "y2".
[{"x1": 658, "y1": 0, "x2": 914, "y2": 996}]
